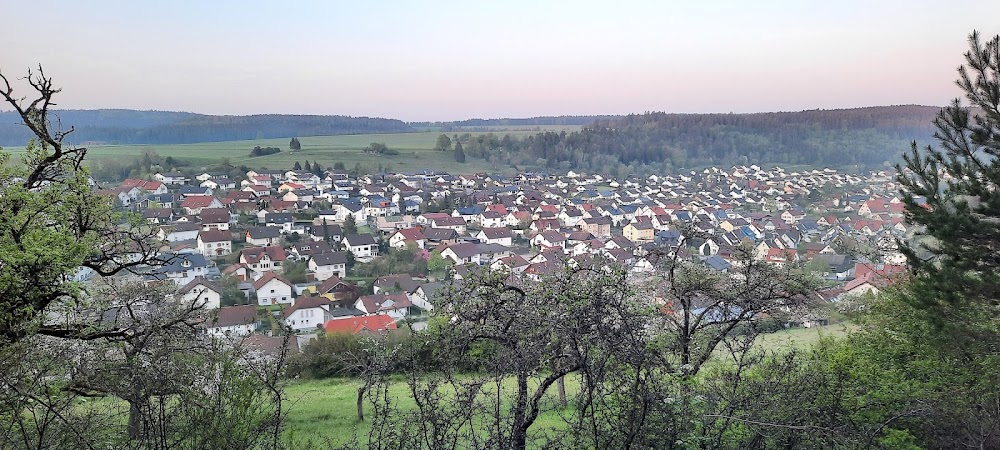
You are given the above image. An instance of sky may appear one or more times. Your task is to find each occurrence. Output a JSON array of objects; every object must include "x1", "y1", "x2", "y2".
[{"x1": 3, "y1": 0, "x2": 998, "y2": 121}]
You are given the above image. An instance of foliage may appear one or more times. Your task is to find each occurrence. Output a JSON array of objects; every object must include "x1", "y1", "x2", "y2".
[
  {"x1": 289, "y1": 137, "x2": 301, "y2": 150},
  {"x1": 363, "y1": 142, "x2": 398, "y2": 156},
  {"x1": 349, "y1": 247, "x2": 427, "y2": 278},
  {"x1": 343, "y1": 215, "x2": 358, "y2": 235},
  {"x1": 0, "y1": 66, "x2": 291, "y2": 449},
  {"x1": 433, "y1": 133, "x2": 451, "y2": 151},
  {"x1": 453, "y1": 139, "x2": 466, "y2": 163},
  {"x1": 250, "y1": 145, "x2": 282, "y2": 157},
  {"x1": 283, "y1": 260, "x2": 309, "y2": 284},
  {"x1": 897, "y1": 31, "x2": 1000, "y2": 335}
]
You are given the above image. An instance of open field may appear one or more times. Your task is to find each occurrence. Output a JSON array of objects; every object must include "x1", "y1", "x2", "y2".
[
  {"x1": 3, "y1": 129, "x2": 576, "y2": 174},
  {"x1": 282, "y1": 375, "x2": 580, "y2": 447},
  {"x1": 754, "y1": 321, "x2": 858, "y2": 352},
  {"x1": 282, "y1": 322, "x2": 855, "y2": 446}
]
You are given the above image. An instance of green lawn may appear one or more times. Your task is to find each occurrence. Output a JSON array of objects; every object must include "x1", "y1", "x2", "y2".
[
  {"x1": 282, "y1": 375, "x2": 580, "y2": 447},
  {"x1": 754, "y1": 321, "x2": 858, "y2": 353},
  {"x1": 4, "y1": 130, "x2": 562, "y2": 174}
]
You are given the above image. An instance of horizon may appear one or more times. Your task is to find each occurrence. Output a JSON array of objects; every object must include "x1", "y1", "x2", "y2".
[
  {"x1": 3, "y1": 1, "x2": 998, "y2": 121},
  {"x1": 0, "y1": 103, "x2": 945, "y2": 124}
]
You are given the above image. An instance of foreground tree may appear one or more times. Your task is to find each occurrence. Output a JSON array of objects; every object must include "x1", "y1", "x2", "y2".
[
  {"x1": 0, "y1": 67, "x2": 161, "y2": 345},
  {"x1": 897, "y1": 31, "x2": 1000, "y2": 335},
  {"x1": 0, "y1": 67, "x2": 290, "y2": 449}
]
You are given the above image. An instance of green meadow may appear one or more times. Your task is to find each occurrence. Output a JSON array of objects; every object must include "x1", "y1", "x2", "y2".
[
  {"x1": 3, "y1": 128, "x2": 579, "y2": 174},
  {"x1": 281, "y1": 322, "x2": 852, "y2": 446}
]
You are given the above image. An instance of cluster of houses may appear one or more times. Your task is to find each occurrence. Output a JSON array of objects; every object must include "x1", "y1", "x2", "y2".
[{"x1": 91, "y1": 164, "x2": 914, "y2": 346}]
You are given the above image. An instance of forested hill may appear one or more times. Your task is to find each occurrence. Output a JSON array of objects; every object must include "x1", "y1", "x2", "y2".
[
  {"x1": 490, "y1": 105, "x2": 942, "y2": 173},
  {"x1": 0, "y1": 109, "x2": 414, "y2": 146}
]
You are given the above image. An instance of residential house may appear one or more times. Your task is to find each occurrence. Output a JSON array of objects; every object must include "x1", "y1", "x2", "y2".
[
  {"x1": 354, "y1": 293, "x2": 413, "y2": 319},
  {"x1": 246, "y1": 227, "x2": 282, "y2": 247},
  {"x1": 282, "y1": 296, "x2": 336, "y2": 332},
  {"x1": 154, "y1": 171, "x2": 189, "y2": 185},
  {"x1": 180, "y1": 196, "x2": 223, "y2": 215},
  {"x1": 254, "y1": 272, "x2": 295, "y2": 306},
  {"x1": 579, "y1": 216, "x2": 612, "y2": 238},
  {"x1": 197, "y1": 229, "x2": 232, "y2": 258},
  {"x1": 323, "y1": 314, "x2": 398, "y2": 334},
  {"x1": 148, "y1": 253, "x2": 209, "y2": 286},
  {"x1": 623, "y1": 221, "x2": 655, "y2": 244},
  {"x1": 389, "y1": 228, "x2": 426, "y2": 249},
  {"x1": 200, "y1": 208, "x2": 232, "y2": 231},
  {"x1": 343, "y1": 233, "x2": 379, "y2": 260},
  {"x1": 207, "y1": 305, "x2": 259, "y2": 337},
  {"x1": 476, "y1": 227, "x2": 513, "y2": 247},
  {"x1": 239, "y1": 246, "x2": 287, "y2": 277},
  {"x1": 178, "y1": 277, "x2": 223, "y2": 309},
  {"x1": 308, "y1": 252, "x2": 348, "y2": 281}
]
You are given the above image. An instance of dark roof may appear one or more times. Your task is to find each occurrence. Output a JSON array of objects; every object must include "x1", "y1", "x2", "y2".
[
  {"x1": 311, "y1": 252, "x2": 348, "y2": 266},
  {"x1": 198, "y1": 229, "x2": 231, "y2": 243},
  {"x1": 344, "y1": 233, "x2": 377, "y2": 246},
  {"x1": 178, "y1": 276, "x2": 222, "y2": 295},
  {"x1": 211, "y1": 305, "x2": 259, "y2": 328},
  {"x1": 423, "y1": 228, "x2": 458, "y2": 240},
  {"x1": 247, "y1": 226, "x2": 281, "y2": 239}
]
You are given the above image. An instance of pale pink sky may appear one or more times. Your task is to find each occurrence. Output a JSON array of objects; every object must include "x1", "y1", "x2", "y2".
[{"x1": 3, "y1": 0, "x2": 997, "y2": 121}]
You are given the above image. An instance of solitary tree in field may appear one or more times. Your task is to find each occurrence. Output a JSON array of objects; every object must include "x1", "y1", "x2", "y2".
[
  {"x1": 454, "y1": 140, "x2": 466, "y2": 163},
  {"x1": 434, "y1": 133, "x2": 452, "y2": 151},
  {"x1": 289, "y1": 137, "x2": 301, "y2": 150}
]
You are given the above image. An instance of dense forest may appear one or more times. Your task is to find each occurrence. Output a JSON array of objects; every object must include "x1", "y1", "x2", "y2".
[
  {"x1": 0, "y1": 109, "x2": 414, "y2": 146},
  {"x1": 454, "y1": 106, "x2": 942, "y2": 175}
]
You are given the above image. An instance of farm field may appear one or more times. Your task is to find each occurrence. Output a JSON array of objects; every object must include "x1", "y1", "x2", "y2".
[{"x1": 3, "y1": 129, "x2": 579, "y2": 175}]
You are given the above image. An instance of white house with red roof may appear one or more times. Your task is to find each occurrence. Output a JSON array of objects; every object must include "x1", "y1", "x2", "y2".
[
  {"x1": 239, "y1": 246, "x2": 287, "y2": 277},
  {"x1": 354, "y1": 293, "x2": 412, "y2": 319},
  {"x1": 181, "y1": 196, "x2": 223, "y2": 215},
  {"x1": 389, "y1": 228, "x2": 426, "y2": 249},
  {"x1": 197, "y1": 230, "x2": 232, "y2": 257},
  {"x1": 253, "y1": 272, "x2": 295, "y2": 306}
]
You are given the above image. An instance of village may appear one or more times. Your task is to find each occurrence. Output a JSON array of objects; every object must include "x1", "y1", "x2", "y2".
[{"x1": 91, "y1": 163, "x2": 915, "y2": 349}]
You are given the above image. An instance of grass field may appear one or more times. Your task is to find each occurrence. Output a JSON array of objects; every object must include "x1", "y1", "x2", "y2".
[
  {"x1": 4, "y1": 129, "x2": 579, "y2": 175},
  {"x1": 754, "y1": 321, "x2": 857, "y2": 352},
  {"x1": 281, "y1": 322, "x2": 855, "y2": 446},
  {"x1": 282, "y1": 375, "x2": 580, "y2": 447}
]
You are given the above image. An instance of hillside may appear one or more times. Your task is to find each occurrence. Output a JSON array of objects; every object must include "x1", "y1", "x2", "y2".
[
  {"x1": 481, "y1": 105, "x2": 943, "y2": 174},
  {"x1": 0, "y1": 109, "x2": 414, "y2": 146}
]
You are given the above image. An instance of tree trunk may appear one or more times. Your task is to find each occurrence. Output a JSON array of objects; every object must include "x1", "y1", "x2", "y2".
[
  {"x1": 357, "y1": 385, "x2": 366, "y2": 422},
  {"x1": 512, "y1": 374, "x2": 529, "y2": 450},
  {"x1": 557, "y1": 376, "x2": 567, "y2": 408},
  {"x1": 127, "y1": 398, "x2": 145, "y2": 439}
]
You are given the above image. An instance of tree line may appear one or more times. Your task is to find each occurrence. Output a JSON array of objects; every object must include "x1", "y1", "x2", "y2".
[{"x1": 0, "y1": 109, "x2": 414, "y2": 146}]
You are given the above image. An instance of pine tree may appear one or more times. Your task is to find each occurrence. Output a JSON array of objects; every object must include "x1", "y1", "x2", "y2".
[
  {"x1": 289, "y1": 137, "x2": 301, "y2": 150},
  {"x1": 897, "y1": 31, "x2": 1000, "y2": 325},
  {"x1": 304, "y1": 160, "x2": 312, "y2": 171},
  {"x1": 344, "y1": 214, "x2": 358, "y2": 235},
  {"x1": 454, "y1": 140, "x2": 466, "y2": 163},
  {"x1": 293, "y1": 161, "x2": 302, "y2": 171}
]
